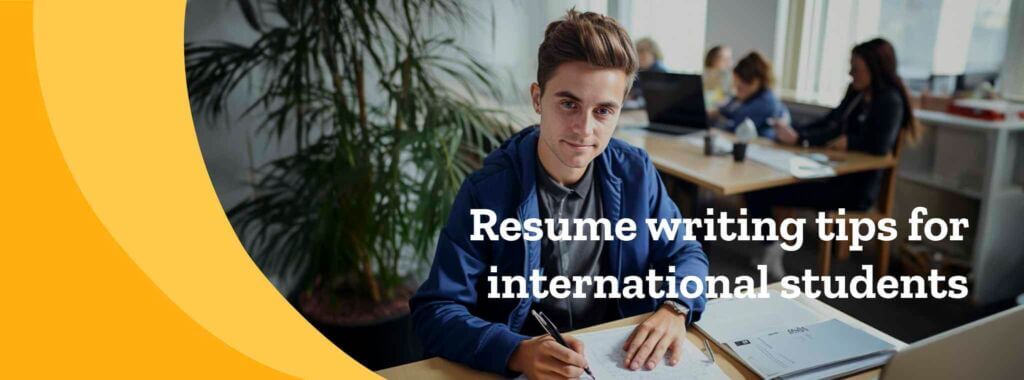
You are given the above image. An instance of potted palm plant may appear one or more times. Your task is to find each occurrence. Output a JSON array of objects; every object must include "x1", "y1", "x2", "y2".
[{"x1": 185, "y1": 0, "x2": 513, "y2": 369}]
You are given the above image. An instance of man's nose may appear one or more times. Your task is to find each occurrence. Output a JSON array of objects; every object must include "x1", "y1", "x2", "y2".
[{"x1": 570, "y1": 110, "x2": 595, "y2": 137}]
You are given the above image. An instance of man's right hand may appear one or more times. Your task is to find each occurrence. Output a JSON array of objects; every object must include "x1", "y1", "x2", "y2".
[{"x1": 508, "y1": 335, "x2": 589, "y2": 379}]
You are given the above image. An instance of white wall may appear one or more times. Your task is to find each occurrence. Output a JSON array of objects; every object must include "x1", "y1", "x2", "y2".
[
  {"x1": 704, "y1": 0, "x2": 781, "y2": 70},
  {"x1": 626, "y1": 0, "x2": 708, "y2": 73},
  {"x1": 440, "y1": 0, "x2": 613, "y2": 106}
]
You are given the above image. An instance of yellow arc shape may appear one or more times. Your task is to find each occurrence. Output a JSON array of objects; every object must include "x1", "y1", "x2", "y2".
[
  {"x1": 5, "y1": 2, "x2": 285, "y2": 377},
  {"x1": 29, "y1": 1, "x2": 376, "y2": 378}
]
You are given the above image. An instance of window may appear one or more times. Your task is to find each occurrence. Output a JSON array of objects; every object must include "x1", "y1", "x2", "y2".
[
  {"x1": 965, "y1": 0, "x2": 1012, "y2": 73},
  {"x1": 799, "y1": 0, "x2": 880, "y2": 105},
  {"x1": 879, "y1": 0, "x2": 943, "y2": 79},
  {"x1": 777, "y1": 0, "x2": 1012, "y2": 106}
]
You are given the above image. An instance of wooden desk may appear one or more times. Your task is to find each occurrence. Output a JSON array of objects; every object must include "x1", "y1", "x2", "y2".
[
  {"x1": 615, "y1": 110, "x2": 897, "y2": 195},
  {"x1": 378, "y1": 283, "x2": 907, "y2": 379}
]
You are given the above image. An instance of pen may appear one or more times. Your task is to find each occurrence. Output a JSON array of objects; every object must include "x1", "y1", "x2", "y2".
[
  {"x1": 531, "y1": 310, "x2": 596, "y2": 379},
  {"x1": 702, "y1": 338, "x2": 716, "y2": 363}
]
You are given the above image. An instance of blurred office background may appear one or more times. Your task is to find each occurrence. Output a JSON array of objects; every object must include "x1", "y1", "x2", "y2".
[{"x1": 186, "y1": 0, "x2": 1022, "y2": 369}]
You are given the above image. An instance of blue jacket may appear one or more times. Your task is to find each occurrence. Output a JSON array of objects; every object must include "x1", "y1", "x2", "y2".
[
  {"x1": 409, "y1": 126, "x2": 709, "y2": 375},
  {"x1": 717, "y1": 88, "x2": 788, "y2": 139}
]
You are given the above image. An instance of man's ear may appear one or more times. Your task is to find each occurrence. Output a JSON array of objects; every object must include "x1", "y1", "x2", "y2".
[{"x1": 530, "y1": 83, "x2": 542, "y2": 114}]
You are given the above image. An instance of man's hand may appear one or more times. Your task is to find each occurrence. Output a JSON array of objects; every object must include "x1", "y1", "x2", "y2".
[
  {"x1": 508, "y1": 335, "x2": 588, "y2": 379},
  {"x1": 622, "y1": 304, "x2": 687, "y2": 370}
]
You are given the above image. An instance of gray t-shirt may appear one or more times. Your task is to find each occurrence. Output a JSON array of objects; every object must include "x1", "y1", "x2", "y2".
[{"x1": 523, "y1": 160, "x2": 611, "y2": 335}]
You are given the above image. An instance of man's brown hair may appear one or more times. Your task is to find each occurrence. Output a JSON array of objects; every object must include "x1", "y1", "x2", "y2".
[
  {"x1": 733, "y1": 51, "x2": 774, "y2": 89},
  {"x1": 536, "y1": 9, "x2": 638, "y2": 95}
]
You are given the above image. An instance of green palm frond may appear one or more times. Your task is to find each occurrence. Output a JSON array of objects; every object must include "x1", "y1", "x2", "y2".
[{"x1": 187, "y1": 0, "x2": 515, "y2": 302}]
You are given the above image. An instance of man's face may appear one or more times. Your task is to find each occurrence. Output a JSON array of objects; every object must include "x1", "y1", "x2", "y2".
[{"x1": 531, "y1": 61, "x2": 627, "y2": 172}]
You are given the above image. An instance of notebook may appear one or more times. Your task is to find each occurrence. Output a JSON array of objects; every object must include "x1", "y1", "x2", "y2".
[{"x1": 695, "y1": 292, "x2": 896, "y2": 379}]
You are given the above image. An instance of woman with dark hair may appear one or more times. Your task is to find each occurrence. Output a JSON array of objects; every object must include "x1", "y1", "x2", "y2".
[
  {"x1": 747, "y1": 38, "x2": 920, "y2": 279},
  {"x1": 712, "y1": 51, "x2": 789, "y2": 138},
  {"x1": 772, "y1": 38, "x2": 920, "y2": 151}
]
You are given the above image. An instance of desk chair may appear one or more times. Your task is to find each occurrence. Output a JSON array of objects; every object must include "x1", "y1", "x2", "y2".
[{"x1": 818, "y1": 129, "x2": 907, "y2": 276}]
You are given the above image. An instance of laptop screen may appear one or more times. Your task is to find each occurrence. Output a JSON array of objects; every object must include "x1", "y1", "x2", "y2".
[{"x1": 638, "y1": 72, "x2": 709, "y2": 129}]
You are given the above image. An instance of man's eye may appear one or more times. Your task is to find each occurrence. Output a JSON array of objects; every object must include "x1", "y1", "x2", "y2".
[
  {"x1": 596, "y1": 107, "x2": 614, "y2": 116},
  {"x1": 560, "y1": 101, "x2": 578, "y2": 110}
]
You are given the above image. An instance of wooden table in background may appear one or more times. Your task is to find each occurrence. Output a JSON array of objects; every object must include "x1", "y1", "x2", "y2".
[
  {"x1": 377, "y1": 283, "x2": 907, "y2": 379},
  {"x1": 615, "y1": 110, "x2": 897, "y2": 195}
]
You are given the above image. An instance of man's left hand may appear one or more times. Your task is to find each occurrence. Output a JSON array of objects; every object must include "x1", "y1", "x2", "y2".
[{"x1": 621, "y1": 304, "x2": 687, "y2": 370}]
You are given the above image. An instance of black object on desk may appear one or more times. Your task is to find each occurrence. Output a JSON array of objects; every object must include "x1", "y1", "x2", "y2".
[{"x1": 637, "y1": 72, "x2": 708, "y2": 136}]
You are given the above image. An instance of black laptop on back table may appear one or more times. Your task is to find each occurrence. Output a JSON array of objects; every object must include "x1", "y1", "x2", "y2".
[{"x1": 637, "y1": 72, "x2": 709, "y2": 135}]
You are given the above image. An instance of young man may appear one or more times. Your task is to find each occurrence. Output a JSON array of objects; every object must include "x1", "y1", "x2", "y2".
[{"x1": 410, "y1": 10, "x2": 708, "y2": 378}]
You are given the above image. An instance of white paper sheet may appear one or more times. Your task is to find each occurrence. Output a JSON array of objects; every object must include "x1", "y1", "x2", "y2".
[
  {"x1": 746, "y1": 144, "x2": 836, "y2": 179},
  {"x1": 516, "y1": 325, "x2": 729, "y2": 379}
]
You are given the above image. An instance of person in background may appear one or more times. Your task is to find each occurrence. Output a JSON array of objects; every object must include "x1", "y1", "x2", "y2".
[
  {"x1": 711, "y1": 51, "x2": 788, "y2": 138},
  {"x1": 702, "y1": 45, "x2": 733, "y2": 109},
  {"x1": 747, "y1": 38, "x2": 921, "y2": 279},
  {"x1": 635, "y1": 37, "x2": 668, "y2": 72},
  {"x1": 626, "y1": 37, "x2": 668, "y2": 105}
]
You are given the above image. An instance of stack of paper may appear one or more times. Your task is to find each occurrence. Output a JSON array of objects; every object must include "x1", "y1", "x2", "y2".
[
  {"x1": 695, "y1": 292, "x2": 895, "y2": 379},
  {"x1": 726, "y1": 319, "x2": 894, "y2": 379}
]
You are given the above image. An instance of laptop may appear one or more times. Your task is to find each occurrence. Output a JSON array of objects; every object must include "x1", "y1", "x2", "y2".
[
  {"x1": 637, "y1": 72, "x2": 709, "y2": 135},
  {"x1": 880, "y1": 304, "x2": 1024, "y2": 379}
]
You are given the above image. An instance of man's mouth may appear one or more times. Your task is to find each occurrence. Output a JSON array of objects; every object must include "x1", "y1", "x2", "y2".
[{"x1": 561, "y1": 140, "x2": 595, "y2": 151}]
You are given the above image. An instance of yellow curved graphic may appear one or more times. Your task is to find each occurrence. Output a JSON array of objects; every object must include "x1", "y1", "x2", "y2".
[{"x1": 2, "y1": 1, "x2": 378, "y2": 377}]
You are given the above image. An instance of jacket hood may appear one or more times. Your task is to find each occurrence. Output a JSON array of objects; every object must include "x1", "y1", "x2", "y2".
[{"x1": 483, "y1": 125, "x2": 541, "y2": 199}]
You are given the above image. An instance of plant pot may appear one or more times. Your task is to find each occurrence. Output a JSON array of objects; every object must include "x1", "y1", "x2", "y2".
[{"x1": 296, "y1": 286, "x2": 423, "y2": 370}]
